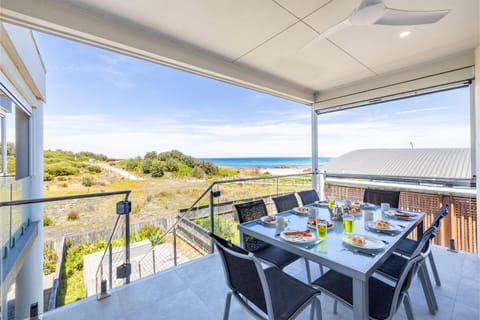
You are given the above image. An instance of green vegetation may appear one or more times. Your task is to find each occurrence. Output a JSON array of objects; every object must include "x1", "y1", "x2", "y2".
[
  {"x1": 43, "y1": 215, "x2": 54, "y2": 226},
  {"x1": 43, "y1": 247, "x2": 58, "y2": 275},
  {"x1": 194, "y1": 216, "x2": 235, "y2": 241},
  {"x1": 58, "y1": 225, "x2": 165, "y2": 305},
  {"x1": 119, "y1": 150, "x2": 221, "y2": 178},
  {"x1": 43, "y1": 149, "x2": 106, "y2": 180}
]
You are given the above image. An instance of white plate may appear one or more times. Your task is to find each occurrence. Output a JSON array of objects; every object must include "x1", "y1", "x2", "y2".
[
  {"x1": 292, "y1": 207, "x2": 309, "y2": 215},
  {"x1": 342, "y1": 234, "x2": 385, "y2": 250},
  {"x1": 259, "y1": 216, "x2": 288, "y2": 227},
  {"x1": 366, "y1": 221, "x2": 402, "y2": 233},
  {"x1": 280, "y1": 230, "x2": 317, "y2": 244},
  {"x1": 259, "y1": 216, "x2": 277, "y2": 226},
  {"x1": 384, "y1": 210, "x2": 418, "y2": 220}
]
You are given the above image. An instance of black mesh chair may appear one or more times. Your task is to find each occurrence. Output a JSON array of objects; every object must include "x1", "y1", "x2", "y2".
[
  {"x1": 298, "y1": 189, "x2": 320, "y2": 206},
  {"x1": 234, "y1": 200, "x2": 300, "y2": 268},
  {"x1": 363, "y1": 189, "x2": 400, "y2": 208},
  {"x1": 312, "y1": 232, "x2": 430, "y2": 320},
  {"x1": 377, "y1": 226, "x2": 439, "y2": 315},
  {"x1": 235, "y1": 199, "x2": 314, "y2": 283},
  {"x1": 272, "y1": 193, "x2": 299, "y2": 213},
  {"x1": 211, "y1": 233, "x2": 323, "y2": 320},
  {"x1": 395, "y1": 204, "x2": 448, "y2": 287}
]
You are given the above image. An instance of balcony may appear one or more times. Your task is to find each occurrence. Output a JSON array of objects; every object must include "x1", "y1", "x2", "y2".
[{"x1": 41, "y1": 245, "x2": 479, "y2": 320}]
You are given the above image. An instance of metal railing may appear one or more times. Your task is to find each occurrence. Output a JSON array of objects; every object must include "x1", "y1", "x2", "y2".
[
  {"x1": 135, "y1": 172, "x2": 314, "y2": 279},
  {"x1": 0, "y1": 176, "x2": 32, "y2": 260},
  {"x1": 94, "y1": 191, "x2": 131, "y2": 299},
  {"x1": 0, "y1": 190, "x2": 131, "y2": 312}
]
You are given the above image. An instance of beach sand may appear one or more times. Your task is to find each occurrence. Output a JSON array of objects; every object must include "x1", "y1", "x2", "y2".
[{"x1": 259, "y1": 167, "x2": 312, "y2": 176}]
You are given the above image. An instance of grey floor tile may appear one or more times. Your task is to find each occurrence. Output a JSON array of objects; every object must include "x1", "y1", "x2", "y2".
[
  {"x1": 452, "y1": 301, "x2": 480, "y2": 319},
  {"x1": 42, "y1": 246, "x2": 476, "y2": 320}
]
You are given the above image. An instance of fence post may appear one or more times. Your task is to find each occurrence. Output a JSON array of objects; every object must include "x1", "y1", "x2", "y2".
[
  {"x1": 125, "y1": 204, "x2": 131, "y2": 284},
  {"x1": 173, "y1": 226, "x2": 177, "y2": 266},
  {"x1": 108, "y1": 243, "x2": 112, "y2": 289}
]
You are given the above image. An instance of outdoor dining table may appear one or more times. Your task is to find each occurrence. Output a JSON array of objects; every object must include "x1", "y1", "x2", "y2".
[{"x1": 237, "y1": 204, "x2": 425, "y2": 320}]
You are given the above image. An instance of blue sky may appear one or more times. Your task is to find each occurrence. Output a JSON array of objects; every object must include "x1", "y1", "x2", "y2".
[{"x1": 34, "y1": 31, "x2": 470, "y2": 159}]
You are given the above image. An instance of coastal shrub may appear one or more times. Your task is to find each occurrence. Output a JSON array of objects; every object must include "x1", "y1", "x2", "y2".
[
  {"x1": 44, "y1": 215, "x2": 54, "y2": 226},
  {"x1": 142, "y1": 159, "x2": 153, "y2": 174},
  {"x1": 194, "y1": 216, "x2": 234, "y2": 240},
  {"x1": 192, "y1": 166, "x2": 205, "y2": 179},
  {"x1": 87, "y1": 165, "x2": 102, "y2": 173},
  {"x1": 57, "y1": 176, "x2": 67, "y2": 181},
  {"x1": 67, "y1": 209, "x2": 80, "y2": 221},
  {"x1": 150, "y1": 160, "x2": 164, "y2": 177},
  {"x1": 58, "y1": 182, "x2": 68, "y2": 188},
  {"x1": 82, "y1": 176, "x2": 93, "y2": 187},
  {"x1": 144, "y1": 151, "x2": 158, "y2": 160},
  {"x1": 43, "y1": 247, "x2": 58, "y2": 275},
  {"x1": 45, "y1": 165, "x2": 80, "y2": 177},
  {"x1": 131, "y1": 206, "x2": 141, "y2": 214},
  {"x1": 43, "y1": 173, "x2": 54, "y2": 181},
  {"x1": 164, "y1": 159, "x2": 179, "y2": 172},
  {"x1": 76, "y1": 151, "x2": 108, "y2": 161},
  {"x1": 200, "y1": 161, "x2": 218, "y2": 175},
  {"x1": 134, "y1": 224, "x2": 164, "y2": 245}
]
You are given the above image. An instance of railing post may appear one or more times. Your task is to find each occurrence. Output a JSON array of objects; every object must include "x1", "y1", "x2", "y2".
[
  {"x1": 125, "y1": 208, "x2": 130, "y2": 284},
  {"x1": 173, "y1": 226, "x2": 177, "y2": 266},
  {"x1": 108, "y1": 243, "x2": 112, "y2": 289},
  {"x1": 209, "y1": 189, "x2": 221, "y2": 253}
]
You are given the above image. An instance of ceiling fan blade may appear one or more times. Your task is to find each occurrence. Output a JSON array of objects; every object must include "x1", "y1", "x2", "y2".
[
  {"x1": 375, "y1": 8, "x2": 450, "y2": 25},
  {"x1": 301, "y1": 19, "x2": 352, "y2": 51}
]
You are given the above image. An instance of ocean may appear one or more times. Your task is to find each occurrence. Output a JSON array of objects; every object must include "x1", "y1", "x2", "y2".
[{"x1": 201, "y1": 157, "x2": 333, "y2": 169}]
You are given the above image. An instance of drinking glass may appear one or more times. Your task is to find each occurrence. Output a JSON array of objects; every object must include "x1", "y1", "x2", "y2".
[
  {"x1": 328, "y1": 198, "x2": 335, "y2": 209},
  {"x1": 381, "y1": 202, "x2": 390, "y2": 213},
  {"x1": 316, "y1": 220, "x2": 328, "y2": 238},
  {"x1": 343, "y1": 215, "x2": 354, "y2": 234}
]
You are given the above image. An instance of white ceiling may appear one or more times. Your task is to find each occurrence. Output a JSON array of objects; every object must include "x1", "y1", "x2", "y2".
[{"x1": 0, "y1": 0, "x2": 478, "y2": 105}]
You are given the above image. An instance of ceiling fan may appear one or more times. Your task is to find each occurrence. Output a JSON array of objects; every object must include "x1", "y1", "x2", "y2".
[{"x1": 304, "y1": 0, "x2": 450, "y2": 48}]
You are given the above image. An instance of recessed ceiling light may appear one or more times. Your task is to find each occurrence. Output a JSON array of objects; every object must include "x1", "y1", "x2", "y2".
[{"x1": 399, "y1": 31, "x2": 411, "y2": 38}]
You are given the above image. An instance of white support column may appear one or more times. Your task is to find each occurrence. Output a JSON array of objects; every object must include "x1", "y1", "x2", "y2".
[
  {"x1": 15, "y1": 102, "x2": 43, "y2": 318},
  {"x1": 474, "y1": 46, "x2": 480, "y2": 255},
  {"x1": 311, "y1": 106, "x2": 319, "y2": 191},
  {"x1": 1, "y1": 115, "x2": 6, "y2": 175}
]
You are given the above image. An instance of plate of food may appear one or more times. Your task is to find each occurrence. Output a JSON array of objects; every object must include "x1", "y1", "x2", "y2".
[
  {"x1": 292, "y1": 206, "x2": 309, "y2": 215},
  {"x1": 345, "y1": 205, "x2": 362, "y2": 216},
  {"x1": 280, "y1": 229, "x2": 316, "y2": 244},
  {"x1": 384, "y1": 210, "x2": 418, "y2": 220},
  {"x1": 259, "y1": 215, "x2": 277, "y2": 227},
  {"x1": 342, "y1": 234, "x2": 385, "y2": 250},
  {"x1": 366, "y1": 220, "x2": 402, "y2": 233},
  {"x1": 307, "y1": 217, "x2": 334, "y2": 229}
]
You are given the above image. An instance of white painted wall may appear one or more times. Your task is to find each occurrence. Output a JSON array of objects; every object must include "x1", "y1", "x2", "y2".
[{"x1": 475, "y1": 46, "x2": 480, "y2": 255}]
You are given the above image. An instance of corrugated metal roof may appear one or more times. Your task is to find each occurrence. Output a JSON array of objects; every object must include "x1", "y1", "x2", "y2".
[{"x1": 322, "y1": 148, "x2": 471, "y2": 179}]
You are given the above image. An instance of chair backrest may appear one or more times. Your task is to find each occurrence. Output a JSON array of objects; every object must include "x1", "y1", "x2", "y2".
[
  {"x1": 211, "y1": 233, "x2": 271, "y2": 315},
  {"x1": 363, "y1": 189, "x2": 400, "y2": 208},
  {"x1": 272, "y1": 193, "x2": 299, "y2": 213},
  {"x1": 234, "y1": 199, "x2": 268, "y2": 223},
  {"x1": 234, "y1": 200, "x2": 269, "y2": 252},
  {"x1": 389, "y1": 226, "x2": 437, "y2": 315},
  {"x1": 297, "y1": 189, "x2": 320, "y2": 206},
  {"x1": 430, "y1": 204, "x2": 448, "y2": 230}
]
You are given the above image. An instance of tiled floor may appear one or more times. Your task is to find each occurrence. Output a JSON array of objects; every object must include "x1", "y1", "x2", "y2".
[{"x1": 43, "y1": 246, "x2": 479, "y2": 320}]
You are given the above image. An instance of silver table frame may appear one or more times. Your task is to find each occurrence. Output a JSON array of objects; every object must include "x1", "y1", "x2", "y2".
[{"x1": 238, "y1": 207, "x2": 424, "y2": 320}]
